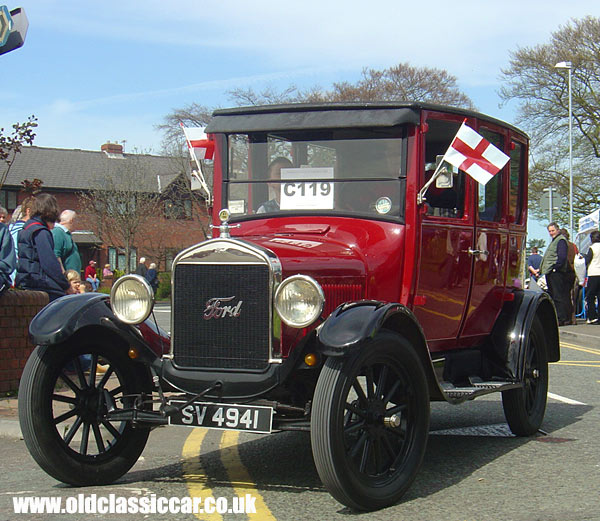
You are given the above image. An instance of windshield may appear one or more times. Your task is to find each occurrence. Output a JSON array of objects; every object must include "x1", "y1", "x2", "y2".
[{"x1": 225, "y1": 129, "x2": 406, "y2": 220}]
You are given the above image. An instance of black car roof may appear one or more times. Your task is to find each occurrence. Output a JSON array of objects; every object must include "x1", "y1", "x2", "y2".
[{"x1": 206, "y1": 101, "x2": 526, "y2": 138}]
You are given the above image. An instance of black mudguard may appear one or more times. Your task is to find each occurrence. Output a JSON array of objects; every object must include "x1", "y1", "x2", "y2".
[
  {"x1": 28, "y1": 293, "x2": 161, "y2": 365},
  {"x1": 316, "y1": 300, "x2": 443, "y2": 400},
  {"x1": 488, "y1": 289, "x2": 560, "y2": 380}
]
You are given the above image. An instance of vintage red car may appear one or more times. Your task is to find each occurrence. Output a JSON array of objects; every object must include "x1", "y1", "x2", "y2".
[{"x1": 19, "y1": 102, "x2": 560, "y2": 511}]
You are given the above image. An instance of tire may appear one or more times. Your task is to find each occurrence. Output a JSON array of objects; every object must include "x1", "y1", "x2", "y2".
[
  {"x1": 311, "y1": 330, "x2": 430, "y2": 511},
  {"x1": 502, "y1": 316, "x2": 549, "y2": 436},
  {"x1": 18, "y1": 338, "x2": 152, "y2": 486}
]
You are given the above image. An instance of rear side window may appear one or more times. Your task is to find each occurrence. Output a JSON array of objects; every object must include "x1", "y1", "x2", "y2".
[
  {"x1": 477, "y1": 129, "x2": 504, "y2": 222},
  {"x1": 509, "y1": 142, "x2": 525, "y2": 224}
]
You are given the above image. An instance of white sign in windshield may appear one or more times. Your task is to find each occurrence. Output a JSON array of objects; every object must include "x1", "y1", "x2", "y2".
[{"x1": 280, "y1": 167, "x2": 334, "y2": 210}]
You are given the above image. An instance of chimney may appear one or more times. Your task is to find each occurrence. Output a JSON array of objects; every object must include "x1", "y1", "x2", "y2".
[{"x1": 101, "y1": 141, "x2": 124, "y2": 158}]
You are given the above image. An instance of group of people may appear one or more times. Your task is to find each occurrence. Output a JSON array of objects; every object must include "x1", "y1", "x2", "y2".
[
  {"x1": 0, "y1": 193, "x2": 159, "y2": 302},
  {"x1": 528, "y1": 222, "x2": 599, "y2": 326}
]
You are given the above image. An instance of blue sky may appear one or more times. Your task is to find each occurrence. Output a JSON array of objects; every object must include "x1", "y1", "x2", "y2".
[{"x1": 1, "y1": 1, "x2": 597, "y2": 241}]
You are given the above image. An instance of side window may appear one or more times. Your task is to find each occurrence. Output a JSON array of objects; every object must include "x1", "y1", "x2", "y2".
[
  {"x1": 509, "y1": 142, "x2": 525, "y2": 224},
  {"x1": 424, "y1": 118, "x2": 465, "y2": 218},
  {"x1": 477, "y1": 129, "x2": 504, "y2": 222}
]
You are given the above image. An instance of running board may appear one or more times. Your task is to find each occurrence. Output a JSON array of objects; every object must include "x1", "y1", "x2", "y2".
[{"x1": 441, "y1": 379, "x2": 522, "y2": 404}]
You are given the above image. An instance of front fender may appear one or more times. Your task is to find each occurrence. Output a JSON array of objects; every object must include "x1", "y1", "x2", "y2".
[
  {"x1": 29, "y1": 292, "x2": 163, "y2": 364},
  {"x1": 316, "y1": 300, "x2": 443, "y2": 400}
]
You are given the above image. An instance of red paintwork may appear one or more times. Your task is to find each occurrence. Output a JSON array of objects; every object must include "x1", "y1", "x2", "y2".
[{"x1": 208, "y1": 108, "x2": 528, "y2": 355}]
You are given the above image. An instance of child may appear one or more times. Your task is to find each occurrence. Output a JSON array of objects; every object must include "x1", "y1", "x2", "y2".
[{"x1": 65, "y1": 269, "x2": 85, "y2": 294}]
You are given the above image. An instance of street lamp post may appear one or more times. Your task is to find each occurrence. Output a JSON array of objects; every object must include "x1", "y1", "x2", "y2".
[{"x1": 554, "y1": 61, "x2": 573, "y2": 239}]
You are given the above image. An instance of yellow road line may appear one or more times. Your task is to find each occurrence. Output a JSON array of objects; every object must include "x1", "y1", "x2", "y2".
[
  {"x1": 182, "y1": 428, "x2": 223, "y2": 521},
  {"x1": 220, "y1": 430, "x2": 277, "y2": 521},
  {"x1": 553, "y1": 362, "x2": 600, "y2": 368},
  {"x1": 560, "y1": 343, "x2": 600, "y2": 357}
]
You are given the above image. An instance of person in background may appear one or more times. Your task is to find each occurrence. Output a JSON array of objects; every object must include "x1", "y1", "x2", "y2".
[
  {"x1": 0, "y1": 221, "x2": 16, "y2": 296},
  {"x1": 53, "y1": 210, "x2": 81, "y2": 274},
  {"x1": 560, "y1": 229, "x2": 578, "y2": 324},
  {"x1": 0, "y1": 206, "x2": 7, "y2": 224},
  {"x1": 584, "y1": 230, "x2": 600, "y2": 324},
  {"x1": 145, "y1": 262, "x2": 159, "y2": 294},
  {"x1": 65, "y1": 269, "x2": 85, "y2": 294},
  {"x1": 103, "y1": 263, "x2": 113, "y2": 278},
  {"x1": 135, "y1": 257, "x2": 148, "y2": 278},
  {"x1": 540, "y1": 222, "x2": 571, "y2": 326},
  {"x1": 527, "y1": 246, "x2": 543, "y2": 282},
  {"x1": 84, "y1": 260, "x2": 99, "y2": 291},
  {"x1": 8, "y1": 196, "x2": 35, "y2": 284},
  {"x1": 15, "y1": 193, "x2": 70, "y2": 301}
]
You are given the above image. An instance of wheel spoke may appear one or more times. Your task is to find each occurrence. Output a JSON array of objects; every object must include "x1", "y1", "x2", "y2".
[
  {"x1": 351, "y1": 380, "x2": 368, "y2": 406},
  {"x1": 92, "y1": 422, "x2": 106, "y2": 453},
  {"x1": 359, "y1": 437, "x2": 372, "y2": 473},
  {"x1": 344, "y1": 419, "x2": 366, "y2": 435},
  {"x1": 109, "y1": 385, "x2": 124, "y2": 397},
  {"x1": 344, "y1": 401, "x2": 367, "y2": 419},
  {"x1": 348, "y1": 431, "x2": 368, "y2": 459},
  {"x1": 88, "y1": 354, "x2": 98, "y2": 388},
  {"x1": 373, "y1": 432, "x2": 383, "y2": 474},
  {"x1": 74, "y1": 357, "x2": 88, "y2": 389},
  {"x1": 365, "y1": 366, "x2": 375, "y2": 400},
  {"x1": 386, "y1": 403, "x2": 407, "y2": 416},
  {"x1": 382, "y1": 380, "x2": 401, "y2": 406},
  {"x1": 59, "y1": 372, "x2": 82, "y2": 394},
  {"x1": 79, "y1": 422, "x2": 90, "y2": 455},
  {"x1": 54, "y1": 407, "x2": 79, "y2": 425},
  {"x1": 63, "y1": 416, "x2": 83, "y2": 445},
  {"x1": 52, "y1": 393, "x2": 77, "y2": 405},
  {"x1": 97, "y1": 366, "x2": 114, "y2": 389},
  {"x1": 375, "y1": 365, "x2": 388, "y2": 400},
  {"x1": 381, "y1": 429, "x2": 398, "y2": 461},
  {"x1": 101, "y1": 419, "x2": 122, "y2": 440}
]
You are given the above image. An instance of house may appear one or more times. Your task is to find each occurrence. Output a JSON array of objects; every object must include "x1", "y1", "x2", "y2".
[{"x1": 0, "y1": 142, "x2": 211, "y2": 273}]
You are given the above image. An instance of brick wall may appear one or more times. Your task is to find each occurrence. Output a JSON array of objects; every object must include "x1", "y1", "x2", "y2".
[{"x1": 0, "y1": 290, "x2": 49, "y2": 393}]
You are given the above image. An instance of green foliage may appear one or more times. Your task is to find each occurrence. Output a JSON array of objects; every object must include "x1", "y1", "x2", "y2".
[
  {"x1": 97, "y1": 287, "x2": 111, "y2": 295},
  {"x1": 112, "y1": 269, "x2": 125, "y2": 280},
  {"x1": 155, "y1": 272, "x2": 171, "y2": 300}
]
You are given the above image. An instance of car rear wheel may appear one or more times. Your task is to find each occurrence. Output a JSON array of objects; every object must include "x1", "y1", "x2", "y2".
[
  {"x1": 502, "y1": 316, "x2": 549, "y2": 436},
  {"x1": 19, "y1": 339, "x2": 151, "y2": 486},
  {"x1": 311, "y1": 330, "x2": 430, "y2": 511}
]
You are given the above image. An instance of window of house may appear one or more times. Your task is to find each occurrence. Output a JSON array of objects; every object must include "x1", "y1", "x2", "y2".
[
  {"x1": 108, "y1": 247, "x2": 117, "y2": 270},
  {"x1": 0, "y1": 190, "x2": 18, "y2": 212},
  {"x1": 477, "y1": 129, "x2": 504, "y2": 222},
  {"x1": 112, "y1": 247, "x2": 136, "y2": 272},
  {"x1": 164, "y1": 199, "x2": 192, "y2": 219}
]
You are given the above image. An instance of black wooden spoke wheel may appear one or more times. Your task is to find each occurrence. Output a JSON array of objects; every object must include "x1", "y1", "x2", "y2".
[
  {"x1": 19, "y1": 339, "x2": 151, "y2": 486},
  {"x1": 311, "y1": 330, "x2": 430, "y2": 511},
  {"x1": 502, "y1": 317, "x2": 549, "y2": 436}
]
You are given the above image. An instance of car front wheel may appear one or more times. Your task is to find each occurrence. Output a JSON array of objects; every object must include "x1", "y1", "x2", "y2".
[
  {"x1": 19, "y1": 338, "x2": 152, "y2": 486},
  {"x1": 311, "y1": 330, "x2": 430, "y2": 511}
]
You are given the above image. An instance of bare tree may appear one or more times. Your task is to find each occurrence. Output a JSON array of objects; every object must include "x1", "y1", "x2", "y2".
[
  {"x1": 0, "y1": 115, "x2": 37, "y2": 188},
  {"x1": 500, "y1": 16, "x2": 600, "y2": 224},
  {"x1": 78, "y1": 154, "x2": 163, "y2": 273}
]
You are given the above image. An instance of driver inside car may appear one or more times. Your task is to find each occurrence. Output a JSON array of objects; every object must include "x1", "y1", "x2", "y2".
[{"x1": 257, "y1": 157, "x2": 293, "y2": 213}]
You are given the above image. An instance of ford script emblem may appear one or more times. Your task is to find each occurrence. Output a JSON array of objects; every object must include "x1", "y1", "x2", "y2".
[{"x1": 203, "y1": 296, "x2": 243, "y2": 320}]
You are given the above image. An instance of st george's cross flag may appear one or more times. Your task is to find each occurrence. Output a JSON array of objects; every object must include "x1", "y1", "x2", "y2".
[
  {"x1": 442, "y1": 122, "x2": 510, "y2": 185},
  {"x1": 180, "y1": 124, "x2": 215, "y2": 160}
]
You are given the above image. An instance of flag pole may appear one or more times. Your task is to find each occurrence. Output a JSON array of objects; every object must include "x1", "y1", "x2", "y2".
[{"x1": 180, "y1": 122, "x2": 212, "y2": 205}]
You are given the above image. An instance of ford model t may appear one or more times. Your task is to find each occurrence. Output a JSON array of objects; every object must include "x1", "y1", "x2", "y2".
[{"x1": 19, "y1": 102, "x2": 559, "y2": 510}]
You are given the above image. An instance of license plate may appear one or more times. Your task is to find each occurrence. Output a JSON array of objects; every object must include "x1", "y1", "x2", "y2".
[{"x1": 168, "y1": 400, "x2": 273, "y2": 434}]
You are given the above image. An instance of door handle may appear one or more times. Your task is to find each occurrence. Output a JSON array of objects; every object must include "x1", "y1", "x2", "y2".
[{"x1": 467, "y1": 248, "x2": 489, "y2": 257}]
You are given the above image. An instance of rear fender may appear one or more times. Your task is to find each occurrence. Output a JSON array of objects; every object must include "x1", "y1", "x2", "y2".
[
  {"x1": 29, "y1": 293, "x2": 162, "y2": 365},
  {"x1": 316, "y1": 300, "x2": 443, "y2": 400},
  {"x1": 487, "y1": 289, "x2": 559, "y2": 380}
]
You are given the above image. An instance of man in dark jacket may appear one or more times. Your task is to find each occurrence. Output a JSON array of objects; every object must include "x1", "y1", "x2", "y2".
[
  {"x1": 15, "y1": 194, "x2": 70, "y2": 301},
  {"x1": 540, "y1": 222, "x2": 571, "y2": 326}
]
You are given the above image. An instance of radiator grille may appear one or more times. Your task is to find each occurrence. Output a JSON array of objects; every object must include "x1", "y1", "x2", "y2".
[
  {"x1": 172, "y1": 263, "x2": 270, "y2": 370},
  {"x1": 322, "y1": 283, "x2": 364, "y2": 316}
]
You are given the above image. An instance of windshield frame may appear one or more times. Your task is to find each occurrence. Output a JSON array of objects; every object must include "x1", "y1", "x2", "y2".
[{"x1": 221, "y1": 127, "x2": 408, "y2": 223}]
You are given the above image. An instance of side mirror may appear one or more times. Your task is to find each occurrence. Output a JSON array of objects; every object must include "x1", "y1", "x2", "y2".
[{"x1": 434, "y1": 155, "x2": 453, "y2": 189}]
